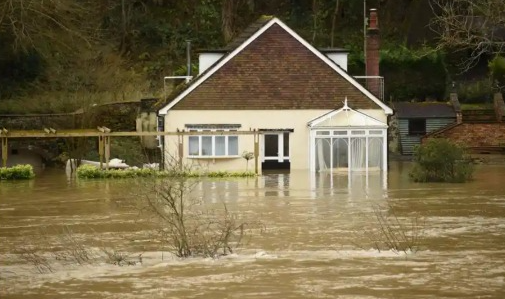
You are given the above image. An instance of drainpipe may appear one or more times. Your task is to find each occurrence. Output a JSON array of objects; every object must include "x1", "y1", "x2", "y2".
[{"x1": 157, "y1": 115, "x2": 165, "y2": 170}]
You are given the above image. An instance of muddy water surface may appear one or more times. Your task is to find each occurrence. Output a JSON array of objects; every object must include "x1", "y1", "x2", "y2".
[{"x1": 1, "y1": 162, "x2": 505, "y2": 298}]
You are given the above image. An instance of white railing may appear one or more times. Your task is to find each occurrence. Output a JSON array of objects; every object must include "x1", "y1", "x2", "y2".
[{"x1": 353, "y1": 76, "x2": 384, "y2": 101}]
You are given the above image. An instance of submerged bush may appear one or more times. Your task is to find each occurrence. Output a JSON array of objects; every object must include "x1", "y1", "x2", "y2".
[
  {"x1": 355, "y1": 202, "x2": 424, "y2": 254},
  {"x1": 0, "y1": 164, "x2": 35, "y2": 180},
  {"x1": 76, "y1": 164, "x2": 256, "y2": 179},
  {"x1": 409, "y1": 138, "x2": 473, "y2": 183},
  {"x1": 138, "y1": 178, "x2": 255, "y2": 258}
]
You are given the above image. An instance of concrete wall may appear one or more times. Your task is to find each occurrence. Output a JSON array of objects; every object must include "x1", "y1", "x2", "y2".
[
  {"x1": 199, "y1": 52, "x2": 225, "y2": 74},
  {"x1": 163, "y1": 109, "x2": 387, "y2": 172},
  {"x1": 324, "y1": 52, "x2": 348, "y2": 71}
]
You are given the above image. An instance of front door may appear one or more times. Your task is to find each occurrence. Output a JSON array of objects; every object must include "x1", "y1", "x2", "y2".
[{"x1": 262, "y1": 132, "x2": 290, "y2": 170}]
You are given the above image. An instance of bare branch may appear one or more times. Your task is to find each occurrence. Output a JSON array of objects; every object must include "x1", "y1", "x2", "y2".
[
  {"x1": 0, "y1": 0, "x2": 100, "y2": 57},
  {"x1": 430, "y1": 0, "x2": 505, "y2": 71}
]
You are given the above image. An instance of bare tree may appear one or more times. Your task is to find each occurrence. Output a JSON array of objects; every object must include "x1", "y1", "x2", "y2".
[
  {"x1": 221, "y1": 0, "x2": 237, "y2": 43},
  {"x1": 430, "y1": 0, "x2": 505, "y2": 71},
  {"x1": 330, "y1": 0, "x2": 341, "y2": 48},
  {"x1": 312, "y1": 0, "x2": 319, "y2": 43},
  {"x1": 0, "y1": 0, "x2": 100, "y2": 57}
]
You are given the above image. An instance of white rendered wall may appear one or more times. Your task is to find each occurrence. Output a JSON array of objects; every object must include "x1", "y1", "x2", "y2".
[
  {"x1": 326, "y1": 53, "x2": 348, "y2": 71},
  {"x1": 198, "y1": 53, "x2": 225, "y2": 74},
  {"x1": 162, "y1": 109, "x2": 387, "y2": 172}
]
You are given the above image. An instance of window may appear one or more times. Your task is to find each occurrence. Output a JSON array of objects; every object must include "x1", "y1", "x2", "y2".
[
  {"x1": 188, "y1": 129, "x2": 239, "y2": 157},
  {"x1": 351, "y1": 130, "x2": 366, "y2": 135},
  {"x1": 408, "y1": 119, "x2": 426, "y2": 136}
]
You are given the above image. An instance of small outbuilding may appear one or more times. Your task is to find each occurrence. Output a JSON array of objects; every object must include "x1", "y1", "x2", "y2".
[{"x1": 393, "y1": 102, "x2": 457, "y2": 155}]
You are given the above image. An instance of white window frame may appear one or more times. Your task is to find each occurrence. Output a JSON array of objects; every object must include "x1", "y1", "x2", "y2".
[
  {"x1": 188, "y1": 129, "x2": 239, "y2": 158},
  {"x1": 310, "y1": 128, "x2": 387, "y2": 173},
  {"x1": 261, "y1": 132, "x2": 290, "y2": 162}
]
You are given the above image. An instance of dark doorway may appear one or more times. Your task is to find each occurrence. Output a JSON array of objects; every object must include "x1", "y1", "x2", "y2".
[{"x1": 262, "y1": 132, "x2": 291, "y2": 171}]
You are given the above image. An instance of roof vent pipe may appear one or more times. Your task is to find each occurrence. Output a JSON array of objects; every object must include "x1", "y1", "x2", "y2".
[{"x1": 186, "y1": 40, "x2": 191, "y2": 77}]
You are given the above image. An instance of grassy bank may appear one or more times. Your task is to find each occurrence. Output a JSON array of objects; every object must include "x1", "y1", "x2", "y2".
[
  {"x1": 76, "y1": 164, "x2": 256, "y2": 179},
  {"x1": 0, "y1": 165, "x2": 35, "y2": 180}
]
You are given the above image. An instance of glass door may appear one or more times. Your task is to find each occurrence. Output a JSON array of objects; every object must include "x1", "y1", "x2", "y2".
[{"x1": 262, "y1": 132, "x2": 290, "y2": 170}]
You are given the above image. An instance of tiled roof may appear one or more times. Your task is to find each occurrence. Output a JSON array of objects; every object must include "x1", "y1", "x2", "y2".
[
  {"x1": 223, "y1": 15, "x2": 275, "y2": 51},
  {"x1": 393, "y1": 102, "x2": 456, "y2": 118},
  {"x1": 154, "y1": 16, "x2": 275, "y2": 110},
  {"x1": 157, "y1": 17, "x2": 390, "y2": 112},
  {"x1": 170, "y1": 24, "x2": 381, "y2": 110}
]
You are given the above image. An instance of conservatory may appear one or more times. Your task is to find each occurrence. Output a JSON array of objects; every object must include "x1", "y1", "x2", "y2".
[{"x1": 308, "y1": 100, "x2": 388, "y2": 173}]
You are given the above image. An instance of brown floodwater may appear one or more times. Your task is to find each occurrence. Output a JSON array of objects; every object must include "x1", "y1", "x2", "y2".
[{"x1": 1, "y1": 162, "x2": 505, "y2": 298}]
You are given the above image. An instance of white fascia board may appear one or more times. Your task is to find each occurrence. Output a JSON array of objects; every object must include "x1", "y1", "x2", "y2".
[
  {"x1": 307, "y1": 108, "x2": 342, "y2": 126},
  {"x1": 311, "y1": 125, "x2": 388, "y2": 130},
  {"x1": 308, "y1": 107, "x2": 387, "y2": 128},
  {"x1": 159, "y1": 17, "x2": 393, "y2": 116},
  {"x1": 158, "y1": 18, "x2": 279, "y2": 115}
]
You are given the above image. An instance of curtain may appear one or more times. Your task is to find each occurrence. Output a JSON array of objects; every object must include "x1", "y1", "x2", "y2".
[
  {"x1": 316, "y1": 138, "x2": 331, "y2": 172},
  {"x1": 367, "y1": 137, "x2": 383, "y2": 170},
  {"x1": 332, "y1": 138, "x2": 348, "y2": 169},
  {"x1": 350, "y1": 137, "x2": 366, "y2": 171}
]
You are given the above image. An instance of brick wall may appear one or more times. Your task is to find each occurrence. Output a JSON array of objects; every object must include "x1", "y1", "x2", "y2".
[
  {"x1": 366, "y1": 9, "x2": 380, "y2": 98},
  {"x1": 426, "y1": 123, "x2": 505, "y2": 147}
]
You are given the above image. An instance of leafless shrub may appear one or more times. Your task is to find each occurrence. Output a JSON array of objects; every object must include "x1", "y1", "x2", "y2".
[
  {"x1": 354, "y1": 202, "x2": 425, "y2": 254},
  {"x1": 16, "y1": 246, "x2": 53, "y2": 274},
  {"x1": 51, "y1": 226, "x2": 94, "y2": 265},
  {"x1": 100, "y1": 248, "x2": 142, "y2": 266},
  {"x1": 138, "y1": 176, "x2": 256, "y2": 259}
]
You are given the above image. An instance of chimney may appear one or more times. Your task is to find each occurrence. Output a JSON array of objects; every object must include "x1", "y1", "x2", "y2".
[{"x1": 366, "y1": 8, "x2": 380, "y2": 98}]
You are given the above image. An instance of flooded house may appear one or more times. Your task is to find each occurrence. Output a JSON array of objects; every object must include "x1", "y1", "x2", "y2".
[{"x1": 157, "y1": 10, "x2": 393, "y2": 174}]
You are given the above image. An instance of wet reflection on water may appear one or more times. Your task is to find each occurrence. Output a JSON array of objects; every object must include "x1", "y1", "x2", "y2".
[{"x1": 1, "y1": 163, "x2": 505, "y2": 298}]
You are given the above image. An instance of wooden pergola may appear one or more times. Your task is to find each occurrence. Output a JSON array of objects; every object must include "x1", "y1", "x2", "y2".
[{"x1": 1, "y1": 127, "x2": 261, "y2": 173}]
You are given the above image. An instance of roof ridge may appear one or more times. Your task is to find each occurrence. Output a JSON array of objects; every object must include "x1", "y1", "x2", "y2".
[{"x1": 224, "y1": 15, "x2": 275, "y2": 51}]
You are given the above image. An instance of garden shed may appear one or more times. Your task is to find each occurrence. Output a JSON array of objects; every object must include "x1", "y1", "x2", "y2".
[{"x1": 393, "y1": 102, "x2": 457, "y2": 155}]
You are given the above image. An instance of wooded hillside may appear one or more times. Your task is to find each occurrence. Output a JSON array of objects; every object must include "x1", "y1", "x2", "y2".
[{"x1": 0, "y1": 0, "x2": 503, "y2": 113}]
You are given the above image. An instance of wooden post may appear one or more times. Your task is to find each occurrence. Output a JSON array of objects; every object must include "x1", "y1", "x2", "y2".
[
  {"x1": 1, "y1": 137, "x2": 7, "y2": 168},
  {"x1": 254, "y1": 130, "x2": 259, "y2": 175},
  {"x1": 97, "y1": 126, "x2": 111, "y2": 170},
  {"x1": 98, "y1": 136, "x2": 104, "y2": 169},
  {"x1": 105, "y1": 136, "x2": 111, "y2": 170},
  {"x1": 178, "y1": 132, "x2": 183, "y2": 170}
]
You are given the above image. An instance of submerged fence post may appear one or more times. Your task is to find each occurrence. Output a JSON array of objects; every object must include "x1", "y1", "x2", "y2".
[
  {"x1": 1, "y1": 137, "x2": 7, "y2": 167},
  {"x1": 98, "y1": 136, "x2": 104, "y2": 169},
  {"x1": 105, "y1": 136, "x2": 111, "y2": 170}
]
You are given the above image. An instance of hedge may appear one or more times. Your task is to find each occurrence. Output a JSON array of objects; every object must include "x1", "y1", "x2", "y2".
[
  {"x1": 0, "y1": 164, "x2": 35, "y2": 180},
  {"x1": 76, "y1": 164, "x2": 256, "y2": 179}
]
